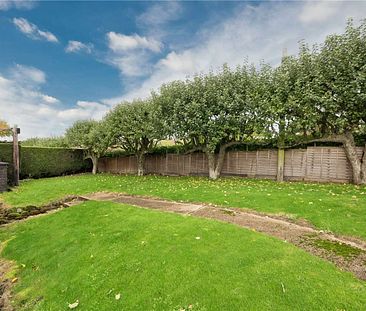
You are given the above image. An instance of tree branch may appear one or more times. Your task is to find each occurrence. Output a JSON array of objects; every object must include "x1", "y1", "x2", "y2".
[
  {"x1": 184, "y1": 146, "x2": 204, "y2": 154},
  {"x1": 283, "y1": 134, "x2": 346, "y2": 149}
]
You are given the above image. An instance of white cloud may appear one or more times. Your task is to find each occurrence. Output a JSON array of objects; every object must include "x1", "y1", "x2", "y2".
[
  {"x1": 299, "y1": 1, "x2": 341, "y2": 24},
  {"x1": 107, "y1": 32, "x2": 162, "y2": 53},
  {"x1": 136, "y1": 1, "x2": 182, "y2": 28},
  {"x1": 0, "y1": 65, "x2": 109, "y2": 138},
  {"x1": 108, "y1": 51, "x2": 156, "y2": 77},
  {"x1": 58, "y1": 101, "x2": 108, "y2": 121},
  {"x1": 65, "y1": 40, "x2": 93, "y2": 54},
  {"x1": 10, "y1": 64, "x2": 46, "y2": 85},
  {"x1": 13, "y1": 17, "x2": 58, "y2": 43},
  {"x1": 104, "y1": 3, "x2": 183, "y2": 80},
  {"x1": 136, "y1": 1, "x2": 185, "y2": 50},
  {"x1": 40, "y1": 94, "x2": 59, "y2": 104},
  {"x1": 0, "y1": 0, "x2": 35, "y2": 11},
  {"x1": 158, "y1": 51, "x2": 195, "y2": 73},
  {"x1": 104, "y1": 1, "x2": 366, "y2": 104},
  {"x1": 106, "y1": 32, "x2": 163, "y2": 77}
]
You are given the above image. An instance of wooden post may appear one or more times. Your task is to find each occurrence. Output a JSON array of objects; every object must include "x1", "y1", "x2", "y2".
[{"x1": 12, "y1": 125, "x2": 20, "y2": 186}]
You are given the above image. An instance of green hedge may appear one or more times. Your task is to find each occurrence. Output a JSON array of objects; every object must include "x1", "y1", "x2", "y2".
[
  {"x1": 0, "y1": 142, "x2": 14, "y2": 185},
  {"x1": 0, "y1": 143, "x2": 92, "y2": 183},
  {"x1": 20, "y1": 147, "x2": 91, "y2": 179}
]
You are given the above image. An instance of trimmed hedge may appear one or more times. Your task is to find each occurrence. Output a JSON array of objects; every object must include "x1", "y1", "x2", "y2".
[
  {"x1": 0, "y1": 143, "x2": 92, "y2": 183},
  {"x1": 0, "y1": 142, "x2": 14, "y2": 185},
  {"x1": 20, "y1": 147, "x2": 91, "y2": 179}
]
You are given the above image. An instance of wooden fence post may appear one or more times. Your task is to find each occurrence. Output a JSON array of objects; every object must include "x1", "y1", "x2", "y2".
[{"x1": 12, "y1": 125, "x2": 20, "y2": 186}]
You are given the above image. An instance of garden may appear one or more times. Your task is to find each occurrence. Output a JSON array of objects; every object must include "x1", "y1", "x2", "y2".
[
  {"x1": 1, "y1": 174, "x2": 366, "y2": 310},
  {"x1": 0, "y1": 19, "x2": 365, "y2": 311}
]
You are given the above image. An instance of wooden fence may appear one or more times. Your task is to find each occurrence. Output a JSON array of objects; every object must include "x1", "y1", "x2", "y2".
[{"x1": 98, "y1": 146, "x2": 364, "y2": 183}]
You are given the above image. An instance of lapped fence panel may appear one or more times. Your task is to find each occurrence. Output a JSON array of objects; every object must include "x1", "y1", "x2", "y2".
[
  {"x1": 284, "y1": 149, "x2": 307, "y2": 181},
  {"x1": 98, "y1": 147, "x2": 364, "y2": 183}
]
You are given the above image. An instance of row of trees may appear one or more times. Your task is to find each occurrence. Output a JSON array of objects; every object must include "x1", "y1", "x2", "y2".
[{"x1": 64, "y1": 20, "x2": 365, "y2": 183}]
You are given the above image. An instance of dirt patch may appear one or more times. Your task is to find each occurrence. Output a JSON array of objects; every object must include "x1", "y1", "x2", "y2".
[
  {"x1": 0, "y1": 259, "x2": 14, "y2": 311},
  {"x1": 0, "y1": 196, "x2": 88, "y2": 226},
  {"x1": 85, "y1": 192, "x2": 366, "y2": 281}
]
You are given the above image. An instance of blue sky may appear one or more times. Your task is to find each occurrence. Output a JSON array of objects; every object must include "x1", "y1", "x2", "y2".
[{"x1": 0, "y1": 0, "x2": 365, "y2": 139}]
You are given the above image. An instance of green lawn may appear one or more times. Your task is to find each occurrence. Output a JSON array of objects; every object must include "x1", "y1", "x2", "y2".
[
  {"x1": 2, "y1": 174, "x2": 366, "y2": 239},
  {"x1": 1, "y1": 200, "x2": 366, "y2": 310}
]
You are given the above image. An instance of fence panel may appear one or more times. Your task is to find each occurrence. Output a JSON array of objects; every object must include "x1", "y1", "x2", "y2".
[
  {"x1": 284, "y1": 149, "x2": 307, "y2": 181},
  {"x1": 98, "y1": 146, "x2": 364, "y2": 183},
  {"x1": 305, "y1": 147, "x2": 350, "y2": 183}
]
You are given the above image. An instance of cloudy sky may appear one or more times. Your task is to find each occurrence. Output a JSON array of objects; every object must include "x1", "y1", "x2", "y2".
[{"x1": 0, "y1": 0, "x2": 365, "y2": 139}]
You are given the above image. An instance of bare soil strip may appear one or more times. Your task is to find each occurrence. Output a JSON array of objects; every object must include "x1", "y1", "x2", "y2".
[
  {"x1": 0, "y1": 260, "x2": 13, "y2": 311},
  {"x1": 85, "y1": 192, "x2": 366, "y2": 280}
]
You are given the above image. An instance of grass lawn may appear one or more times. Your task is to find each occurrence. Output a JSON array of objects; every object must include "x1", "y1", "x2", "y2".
[
  {"x1": 1, "y1": 174, "x2": 366, "y2": 239},
  {"x1": 1, "y1": 200, "x2": 366, "y2": 310}
]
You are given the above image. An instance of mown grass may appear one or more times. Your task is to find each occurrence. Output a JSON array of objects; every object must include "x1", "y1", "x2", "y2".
[
  {"x1": 1, "y1": 174, "x2": 365, "y2": 239},
  {"x1": 1, "y1": 201, "x2": 366, "y2": 310}
]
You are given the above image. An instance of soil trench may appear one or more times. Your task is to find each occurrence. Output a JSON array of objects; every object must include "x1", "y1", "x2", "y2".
[{"x1": 84, "y1": 192, "x2": 366, "y2": 281}]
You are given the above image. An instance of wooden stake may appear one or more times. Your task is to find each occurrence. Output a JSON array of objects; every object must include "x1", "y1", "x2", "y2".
[{"x1": 12, "y1": 125, "x2": 20, "y2": 186}]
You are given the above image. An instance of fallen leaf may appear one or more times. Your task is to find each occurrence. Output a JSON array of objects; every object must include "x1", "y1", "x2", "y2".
[
  {"x1": 281, "y1": 282, "x2": 286, "y2": 293},
  {"x1": 68, "y1": 300, "x2": 79, "y2": 309},
  {"x1": 11, "y1": 277, "x2": 18, "y2": 283}
]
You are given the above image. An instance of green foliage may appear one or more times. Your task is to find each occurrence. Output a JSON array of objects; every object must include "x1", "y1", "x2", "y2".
[
  {"x1": 0, "y1": 142, "x2": 14, "y2": 184},
  {"x1": 266, "y1": 20, "x2": 366, "y2": 143},
  {"x1": 0, "y1": 143, "x2": 90, "y2": 182},
  {"x1": 0, "y1": 119, "x2": 11, "y2": 137},
  {"x1": 20, "y1": 147, "x2": 91, "y2": 179},
  {"x1": 155, "y1": 64, "x2": 267, "y2": 153},
  {"x1": 313, "y1": 20, "x2": 366, "y2": 136},
  {"x1": 148, "y1": 144, "x2": 186, "y2": 155},
  {"x1": 66, "y1": 120, "x2": 111, "y2": 173},
  {"x1": 105, "y1": 98, "x2": 166, "y2": 175},
  {"x1": 104, "y1": 145, "x2": 185, "y2": 158},
  {"x1": 21, "y1": 136, "x2": 68, "y2": 148},
  {"x1": 66, "y1": 120, "x2": 110, "y2": 159},
  {"x1": 106, "y1": 99, "x2": 165, "y2": 154},
  {"x1": 1, "y1": 200, "x2": 366, "y2": 310},
  {"x1": 103, "y1": 148, "x2": 132, "y2": 158}
]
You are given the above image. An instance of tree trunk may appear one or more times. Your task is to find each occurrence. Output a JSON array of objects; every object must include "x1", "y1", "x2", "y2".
[
  {"x1": 137, "y1": 153, "x2": 145, "y2": 176},
  {"x1": 91, "y1": 156, "x2": 98, "y2": 175},
  {"x1": 207, "y1": 152, "x2": 219, "y2": 180},
  {"x1": 206, "y1": 145, "x2": 228, "y2": 180},
  {"x1": 299, "y1": 132, "x2": 365, "y2": 185},
  {"x1": 342, "y1": 132, "x2": 362, "y2": 185},
  {"x1": 277, "y1": 149, "x2": 285, "y2": 182},
  {"x1": 361, "y1": 144, "x2": 366, "y2": 184},
  {"x1": 277, "y1": 121, "x2": 285, "y2": 182}
]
